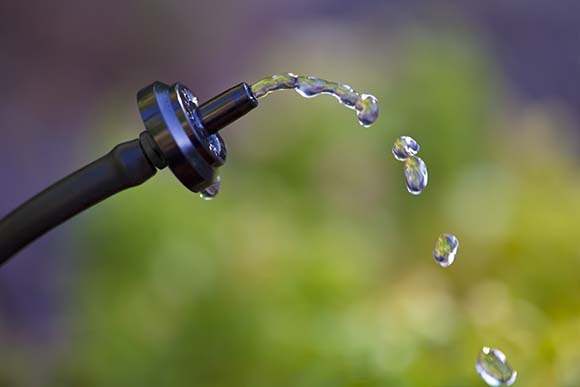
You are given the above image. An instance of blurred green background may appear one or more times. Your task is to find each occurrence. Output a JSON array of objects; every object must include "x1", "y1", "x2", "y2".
[{"x1": 1, "y1": 1, "x2": 580, "y2": 386}]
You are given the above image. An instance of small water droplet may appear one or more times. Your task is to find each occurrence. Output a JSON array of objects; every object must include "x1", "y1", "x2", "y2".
[
  {"x1": 200, "y1": 176, "x2": 221, "y2": 200},
  {"x1": 433, "y1": 234, "x2": 459, "y2": 267},
  {"x1": 392, "y1": 136, "x2": 420, "y2": 161},
  {"x1": 403, "y1": 156, "x2": 428, "y2": 195},
  {"x1": 476, "y1": 347, "x2": 517, "y2": 386},
  {"x1": 355, "y1": 94, "x2": 379, "y2": 127}
]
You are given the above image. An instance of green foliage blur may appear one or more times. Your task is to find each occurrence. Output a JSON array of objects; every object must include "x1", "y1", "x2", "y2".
[{"x1": 26, "y1": 27, "x2": 580, "y2": 387}]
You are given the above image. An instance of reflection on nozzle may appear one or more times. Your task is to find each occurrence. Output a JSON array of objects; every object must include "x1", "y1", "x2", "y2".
[{"x1": 196, "y1": 82, "x2": 258, "y2": 135}]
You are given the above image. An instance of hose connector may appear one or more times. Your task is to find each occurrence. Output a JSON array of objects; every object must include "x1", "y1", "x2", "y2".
[{"x1": 136, "y1": 81, "x2": 257, "y2": 193}]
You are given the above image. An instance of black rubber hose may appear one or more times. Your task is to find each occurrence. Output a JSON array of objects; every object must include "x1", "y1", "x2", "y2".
[{"x1": 0, "y1": 139, "x2": 156, "y2": 265}]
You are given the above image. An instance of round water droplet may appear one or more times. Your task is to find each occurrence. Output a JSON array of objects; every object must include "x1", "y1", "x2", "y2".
[
  {"x1": 433, "y1": 234, "x2": 459, "y2": 267},
  {"x1": 403, "y1": 156, "x2": 428, "y2": 195},
  {"x1": 392, "y1": 136, "x2": 420, "y2": 161},
  {"x1": 355, "y1": 94, "x2": 379, "y2": 127},
  {"x1": 200, "y1": 176, "x2": 221, "y2": 201},
  {"x1": 476, "y1": 347, "x2": 517, "y2": 386}
]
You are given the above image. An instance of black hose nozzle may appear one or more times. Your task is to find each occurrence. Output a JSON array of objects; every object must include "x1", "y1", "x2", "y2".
[
  {"x1": 0, "y1": 80, "x2": 259, "y2": 264},
  {"x1": 137, "y1": 81, "x2": 257, "y2": 193},
  {"x1": 196, "y1": 82, "x2": 258, "y2": 135}
]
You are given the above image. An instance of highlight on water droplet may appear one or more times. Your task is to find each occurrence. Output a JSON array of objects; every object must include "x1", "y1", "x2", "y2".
[
  {"x1": 250, "y1": 73, "x2": 379, "y2": 127},
  {"x1": 355, "y1": 94, "x2": 379, "y2": 127},
  {"x1": 200, "y1": 176, "x2": 221, "y2": 201},
  {"x1": 403, "y1": 156, "x2": 428, "y2": 195},
  {"x1": 392, "y1": 136, "x2": 420, "y2": 161},
  {"x1": 476, "y1": 347, "x2": 517, "y2": 386},
  {"x1": 433, "y1": 233, "x2": 459, "y2": 267}
]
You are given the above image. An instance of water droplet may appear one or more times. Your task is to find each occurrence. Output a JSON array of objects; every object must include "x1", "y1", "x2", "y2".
[
  {"x1": 200, "y1": 176, "x2": 221, "y2": 201},
  {"x1": 355, "y1": 94, "x2": 379, "y2": 127},
  {"x1": 476, "y1": 347, "x2": 517, "y2": 386},
  {"x1": 335, "y1": 84, "x2": 357, "y2": 107},
  {"x1": 251, "y1": 73, "x2": 379, "y2": 127},
  {"x1": 295, "y1": 76, "x2": 328, "y2": 98},
  {"x1": 403, "y1": 156, "x2": 428, "y2": 195},
  {"x1": 433, "y1": 234, "x2": 459, "y2": 267},
  {"x1": 251, "y1": 73, "x2": 298, "y2": 98},
  {"x1": 392, "y1": 136, "x2": 420, "y2": 161}
]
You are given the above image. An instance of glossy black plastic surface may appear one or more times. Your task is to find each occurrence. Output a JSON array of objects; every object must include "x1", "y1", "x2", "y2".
[
  {"x1": 196, "y1": 82, "x2": 258, "y2": 135},
  {"x1": 0, "y1": 140, "x2": 156, "y2": 263},
  {"x1": 137, "y1": 82, "x2": 221, "y2": 192}
]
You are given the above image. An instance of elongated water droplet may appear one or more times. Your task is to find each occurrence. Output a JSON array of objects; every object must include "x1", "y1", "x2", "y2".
[
  {"x1": 433, "y1": 234, "x2": 459, "y2": 267},
  {"x1": 335, "y1": 84, "x2": 358, "y2": 107},
  {"x1": 295, "y1": 76, "x2": 327, "y2": 98},
  {"x1": 251, "y1": 73, "x2": 379, "y2": 127},
  {"x1": 403, "y1": 156, "x2": 428, "y2": 195},
  {"x1": 392, "y1": 136, "x2": 420, "y2": 161},
  {"x1": 476, "y1": 347, "x2": 517, "y2": 386},
  {"x1": 200, "y1": 176, "x2": 221, "y2": 201}
]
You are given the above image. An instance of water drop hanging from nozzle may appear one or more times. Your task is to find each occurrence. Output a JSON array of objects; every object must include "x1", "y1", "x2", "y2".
[{"x1": 200, "y1": 176, "x2": 221, "y2": 200}]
